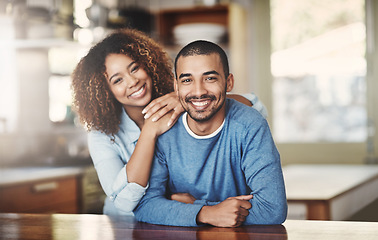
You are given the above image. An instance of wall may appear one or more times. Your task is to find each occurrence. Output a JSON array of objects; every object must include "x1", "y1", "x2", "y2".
[{"x1": 0, "y1": 45, "x2": 88, "y2": 167}]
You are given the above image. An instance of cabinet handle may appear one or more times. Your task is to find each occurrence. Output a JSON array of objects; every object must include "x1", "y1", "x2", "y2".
[{"x1": 32, "y1": 181, "x2": 58, "y2": 193}]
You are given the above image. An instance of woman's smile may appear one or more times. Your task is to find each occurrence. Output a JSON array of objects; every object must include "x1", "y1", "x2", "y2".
[
  {"x1": 105, "y1": 53, "x2": 153, "y2": 108},
  {"x1": 129, "y1": 83, "x2": 146, "y2": 98}
]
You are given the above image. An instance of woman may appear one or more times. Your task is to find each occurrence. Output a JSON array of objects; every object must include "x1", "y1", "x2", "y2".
[{"x1": 72, "y1": 29, "x2": 266, "y2": 216}]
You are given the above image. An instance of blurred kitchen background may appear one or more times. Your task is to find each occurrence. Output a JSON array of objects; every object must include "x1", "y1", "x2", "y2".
[{"x1": 0, "y1": 0, "x2": 377, "y2": 220}]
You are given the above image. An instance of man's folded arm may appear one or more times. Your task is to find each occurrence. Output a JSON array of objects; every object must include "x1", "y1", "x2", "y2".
[
  {"x1": 241, "y1": 121, "x2": 287, "y2": 225},
  {"x1": 133, "y1": 155, "x2": 205, "y2": 227},
  {"x1": 193, "y1": 120, "x2": 287, "y2": 225}
]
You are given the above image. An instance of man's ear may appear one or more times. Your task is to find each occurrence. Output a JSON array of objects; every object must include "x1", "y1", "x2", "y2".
[
  {"x1": 226, "y1": 73, "x2": 234, "y2": 92},
  {"x1": 174, "y1": 79, "x2": 178, "y2": 93}
]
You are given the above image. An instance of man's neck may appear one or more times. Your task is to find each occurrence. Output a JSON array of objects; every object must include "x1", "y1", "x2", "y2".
[{"x1": 186, "y1": 107, "x2": 226, "y2": 136}]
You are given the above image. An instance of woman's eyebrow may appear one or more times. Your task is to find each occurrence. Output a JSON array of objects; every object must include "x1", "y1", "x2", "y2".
[
  {"x1": 127, "y1": 61, "x2": 137, "y2": 70},
  {"x1": 108, "y1": 61, "x2": 137, "y2": 82},
  {"x1": 109, "y1": 73, "x2": 120, "y2": 83}
]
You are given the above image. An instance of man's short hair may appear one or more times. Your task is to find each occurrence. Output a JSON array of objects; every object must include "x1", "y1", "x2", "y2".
[{"x1": 174, "y1": 40, "x2": 230, "y2": 79}]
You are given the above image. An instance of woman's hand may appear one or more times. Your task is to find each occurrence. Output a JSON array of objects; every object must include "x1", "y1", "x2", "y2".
[
  {"x1": 170, "y1": 193, "x2": 196, "y2": 204},
  {"x1": 142, "y1": 92, "x2": 184, "y2": 127},
  {"x1": 143, "y1": 110, "x2": 176, "y2": 137}
]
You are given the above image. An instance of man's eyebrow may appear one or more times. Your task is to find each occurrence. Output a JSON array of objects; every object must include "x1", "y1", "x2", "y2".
[
  {"x1": 179, "y1": 73, "x2": 192, "y2": 79},
  {"x1": 178, "y1": 70, "x2": 220, "y2": 79},
  {"x1": 203, "y1": 70, "x2": 220, "y2": 76}
]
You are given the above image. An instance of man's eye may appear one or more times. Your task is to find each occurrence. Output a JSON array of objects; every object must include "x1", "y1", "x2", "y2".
[
  {"x1": 206, "y1": 77, "x2": 217, "y2": 81},
  {"x1": 181, "y1": 79, "x2": 191, "y2": 83}
]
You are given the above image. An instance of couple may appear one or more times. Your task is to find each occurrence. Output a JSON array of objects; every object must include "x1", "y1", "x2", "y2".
[{"x1": 72, "y1": 29, "x2": 287, "y2": 227}]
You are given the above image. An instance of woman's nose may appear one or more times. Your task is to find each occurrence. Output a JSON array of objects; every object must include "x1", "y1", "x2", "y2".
[{"x1": 127, "y1": 76, "x2": 139, "y2": 88}]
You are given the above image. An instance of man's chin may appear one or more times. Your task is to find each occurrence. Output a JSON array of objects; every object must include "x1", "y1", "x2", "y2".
[{"x1": 187, "y1": 111, "x2": 214, "y2": 123}]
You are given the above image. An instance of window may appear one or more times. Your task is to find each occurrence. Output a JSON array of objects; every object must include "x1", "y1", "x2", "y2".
[
  {"x1": 271, "y1": 0, "x2": 366, "y2": 143},
  {"x1": 250, "y1": 0, "x2": 378, "y2": 164},
  {"x1": 0, "y1": 19, "x2": 18, "y2": 133},
  {"x1": 48, "y1": 47, "x2": 86, "y2": 125}
]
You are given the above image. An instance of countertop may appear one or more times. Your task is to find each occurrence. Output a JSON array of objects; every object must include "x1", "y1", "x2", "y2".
[
  {"x1": 283, "y1": 164, "x2": 378, "y2": 220},
  {"x1": 0, "y1": 166, "x2": 90, "y2": 187},
  {"x1": 283, "y1": 164, "x2": 378, "y2": 200},
  {"x1": 1, "y1": 213, "x2": 378, "y2": 240}
]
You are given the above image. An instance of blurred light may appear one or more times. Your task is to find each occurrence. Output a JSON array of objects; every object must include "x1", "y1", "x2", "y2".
[
  {"x1": 74, "y1": 28, "x2": 94, "y2": 45},
  {"x1": 74, "y1": 0, "x2": 92, "y2": 28}
]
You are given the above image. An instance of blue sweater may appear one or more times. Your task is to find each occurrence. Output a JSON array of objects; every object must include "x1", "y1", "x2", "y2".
[{"x1": 134, "y1": 99, "x2": 287, "y2": 226}]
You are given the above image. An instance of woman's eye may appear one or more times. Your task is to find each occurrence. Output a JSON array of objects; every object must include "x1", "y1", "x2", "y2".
[
  {"x1": 113, "y1": 78, "x2": 122, "y2": 84},
  {"x1": 131, "y1": 65, "x2": 139, "y2": 73}
]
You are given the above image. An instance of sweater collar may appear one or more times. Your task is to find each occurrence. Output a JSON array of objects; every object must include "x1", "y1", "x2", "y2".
[{"x1": 182, "y1": 112, "x2": 225, "y2": 139}]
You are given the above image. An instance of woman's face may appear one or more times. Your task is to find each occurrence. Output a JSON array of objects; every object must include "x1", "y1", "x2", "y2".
[{"x1": 105, "y1": 53, "x2": 153, "y2": 110}]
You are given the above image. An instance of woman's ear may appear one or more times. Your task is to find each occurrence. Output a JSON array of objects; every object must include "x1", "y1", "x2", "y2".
[{"x1": 226, "y1": 73, "x2": 234, "y2": 92}]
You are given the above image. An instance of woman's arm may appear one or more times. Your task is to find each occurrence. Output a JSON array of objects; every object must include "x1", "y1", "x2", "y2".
[
  {"x1": 126, "y1": 111, "x2": 174, "y2": 187},
  {"x1": 227, "y1": 94, "x2": 253, "y2": 106},
  {"x1": 142, "y1": 92, "x2": 267, "y2": 126},
  {"x1": 88, "y1": 110, "x2": 176, "y2": 213},
  {"x1": 88, "y1": 131, "x2": 148, "y2": 213}
]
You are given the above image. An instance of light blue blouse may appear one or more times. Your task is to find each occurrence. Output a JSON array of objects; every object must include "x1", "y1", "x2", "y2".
[
  {"x1": 87, "y1": 93, "x2": 267, "y2": 216},
  {"x1": 88, "y1": 107, "x2": 146, "y2": 216}
]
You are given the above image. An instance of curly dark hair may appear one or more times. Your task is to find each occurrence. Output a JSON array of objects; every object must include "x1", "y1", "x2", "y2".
[{"x1": 71, "y1": 29, "x2": 174, "y2": 136}]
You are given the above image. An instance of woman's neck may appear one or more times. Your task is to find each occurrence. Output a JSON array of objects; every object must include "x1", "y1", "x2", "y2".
[{"x1": 124, "y1": 105, "x2": 145, "y2": 129}]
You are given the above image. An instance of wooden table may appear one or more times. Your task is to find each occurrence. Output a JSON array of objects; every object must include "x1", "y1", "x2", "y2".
[
  {"x1": 1, "y1": 213, "x2": 378, "y2": 240},
  {"x1": 283, "y1": 164, "x2": 378, "y2": 220}
]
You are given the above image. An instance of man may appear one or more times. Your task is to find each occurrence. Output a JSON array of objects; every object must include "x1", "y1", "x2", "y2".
[{"x1": 134, "y1": 40, "x2": 287, "y2": 227}]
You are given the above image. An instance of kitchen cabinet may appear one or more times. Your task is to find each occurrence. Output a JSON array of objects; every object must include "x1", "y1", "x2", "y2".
[
  {"x1": 0, "y1": 175, "x2": 79, "y2": 214},
  {"x1": 155, "y1": 3, "x2": 248, "y2": 93},
  {"x1": 157, "y1": 5, "x2": 229, "y2": 46},
  {"x1": 0, "y1": 165, "x2": 106, "y2": 214},
  {"x1": 80, "y1": 166, "x2": 106, "y2": 214}
]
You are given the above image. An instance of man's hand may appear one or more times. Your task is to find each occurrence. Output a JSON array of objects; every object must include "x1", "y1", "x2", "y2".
[
  {"x1": 196, "y1": 195, "x2": 253, "y2": 227},
  {"x1": 170, "y1": 193, "x2": 196, "y2": 204}
]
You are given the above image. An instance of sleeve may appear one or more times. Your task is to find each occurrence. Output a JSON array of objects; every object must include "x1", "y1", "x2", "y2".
[
  {"x1": 88, "y1": 131, "x2": 148, "y2": 214},
  {"x1": 133, "y1": 148, "x2": 205, "y2": 226},
  {"x1": 191, "y1": 118, "x2": 286, "y2": 225},
  {"x1": 241, "y1": 119, "x2": 287, "y2": 225},
  {"x1": 242, "y1": 92, "x2": 268, "y2": 118}
]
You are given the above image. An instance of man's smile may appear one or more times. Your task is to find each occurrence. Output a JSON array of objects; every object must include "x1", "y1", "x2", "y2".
[
  {"x1": 186, "y1": 95, "x2": 216, "y2": 110},
  {"x1": 191, "y1": 100, "x2": 210, "y2": 107}
]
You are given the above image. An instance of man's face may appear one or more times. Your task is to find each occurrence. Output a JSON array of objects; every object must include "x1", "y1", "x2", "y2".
[{"x1": 175, "y1": 53, "x2": 233, "y2": 123}]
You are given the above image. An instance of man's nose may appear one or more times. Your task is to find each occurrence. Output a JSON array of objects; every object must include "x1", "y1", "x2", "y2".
[{"x1": 193, "y1": 80, "x2": 207, "y2": 96}]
